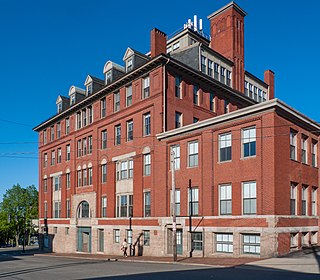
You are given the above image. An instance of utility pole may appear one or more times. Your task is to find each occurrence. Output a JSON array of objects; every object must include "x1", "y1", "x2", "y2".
[
  {"x1": 189, "y1": 179, "x2": 193, "y2": 258},
  {"x1": 170, "y1": 149, "x2": 177, "y2": 262}
]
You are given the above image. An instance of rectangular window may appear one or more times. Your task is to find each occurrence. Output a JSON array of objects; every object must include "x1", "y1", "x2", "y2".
[
  {"x1": 114, "y1": 91, "x2": 120, "y2": 112},
  {"x1": 129, "y1": 159, "x2": 133, "y2": 178},
  {"x1": 77, "y1": 140, "x2": 82, "y2": 157},
  {"x1": 242, "y1": 127, "x2": 256, "y2": 157},
  {"x1": 193, "y1": 85, "x2": 199, "y2": 105},
  {"x1": 83, "y1": 169, "x2": 87, "y2": 186},
  {"x1": 43, "y1": 130, "x2": 47, "y2": 145},
  {"x1": 88, "y1": 106, "x2": 93, "y2": 124},
  {"x1": 175, "y1": 76, "x2": 182, "y2": 98},
  {"x1": 44, "y1": 153, "x2": 47, "y2": 168},
  {"x1": 258, "y1": 89, "x2": 263, "y2": 102},
  {"x1": 312, "y1": 141, "x2": 317, "y2": 167},
  {"x1": 290, "y1": 130, "x2": 297, "y2": 160},
  {"x1": 191, "y1": 232, "x2": 203, "y2": 251},
  {"x1": 88, "y1": 136, "x2": 92, "y2": 154},
  {"x1": 50, "y1": 126, "x2": 54, "y2": 141},
  {"x1": 87, "y1": 83, "x2": 92, "y2": 95},
  {"x1": 44, "y1": 202, "x2": 48, "y2": 218},
  {"x1": 88, "y1": 167, "x2": 92, "y2": 185},
  {"x1": 127, "y1": 120, "x2": 133, "y2": 141},
  {"x1": 188, "y1": 141, "x2": 198, "y2": 167},
  {"x1": 143, "y1": 76, "x2": 150, "y2": 98},
  {"x1": 101, "y1": 164, "x2": 107, "y2": 183},
  {"x1": 312, "y1": 188, "x2": 317, "y2": 216},
  {"x1": 43, "y1": 179, "x2": 47, "y2": 192},
  {"x1": 77, "y1": 112, "x2": 82, "y2": 130},
  {"x1": 243, "y1": 182, "x2": 257, "y2": 215},
  {"x1": 126, "y1": 85, "x2": 132, "y2": 107},
  {"x1": 82, "y1": 138, "x2": 87, "y2": 156},
  {"x1": 189, "y1": 187, "x2": 199, "y2": 216},
  {"x1": 244, "y1": 81, "x2": 249, "y2": 96},
  {"x1": 200, "y1": 55, "x2": 206, "y2": 73},
  {"x1": 219, "y1": 133, "x2": 232, "y2": 162},
  {"x1": 301, "y1": 135, "x2": 308, "y2": 164},
  {"x1": 77, "y1": 170, "x2": 82, "y2": 187},
  {"x1": 114, "y1": 229, "x2": 120, "y2": 243},
  {"x1": 51, "y1": 150, "x2": 55, "y2": 166},
  {"x1": 249, "y1": 84, "x2": 253, "y2": 98},
  {"x1": 126, "y1": 58, "x2": 133, "y2": 72},
  {"x1": 66, "y1": 173, "x2": 70, "y2": 189},
  {"x1": 102, "y1": 196, "x2": 107, "y2": 218},
  {"x1": 290, "y1": 183, "x2": 297, "y2": 215},
  {"x1": 66, "y1": 144, "x2": 70, "y2": 161},
  {"x1": 101, "y1": 130, "x2": 107, "y2": 149},
  {"x1": 171, "y1": 145, "x2": 180, "y2": 170},
  {"x1": 115, "y1": 125, "x2": 121, "y2": 145},
  {"x1": 219, "y1": 184, "x2": 232, "y2": 215},
  {"x1": 66, "y1": 199, "x2": 70, "y2": 218},
  {"x1": 173, "y1": 41, "x2": 180, "y2": 50},
  {"x1": 144, "y1": 153, "x2": 151, "y2": 176},
  {"x1": 226, "y1": 70, "x2": 231, "y2": 86},
  {"x1": 100, "y1": 98, "x2": 106, "y2": 118},
  {"x1": 65, "y1": 118, "x2": 70, "y2": 135},
  {"x1": 143, "y1": 113, "x2": 151, "y2": 136},
  {"x1": 120, "y1": 195, "x2": 128, "y2": 217},
  {"x1": 243, "y1": 234, "x2": 260, "y2": 255},
  {"x1": 220, "y1": 67, "x2": 226, "y2": 84},
  {"x1": 143, "y1": 230, "x2": 150, "y2": 246},
  {"x1": 144, "y1": 191, "x2": 151, "y2": 217},
  {"x1": 53, "y1": 176, "x2": 61, "y2": 191},
  {"x1": 120, "y1": 161, "x2": 128, "y2": 180},
  {"x1": 54, "y1": 202, "x2": 61, "y2": 219},
  {"x1": 57, "y1": 148, "x2": 62, "y2": 164},
  {"x1": 208, "y1": 60, "x2": 213, "y2": 76},
  {"x1": 98, "y1": 229, "x2": 104, "y2": 252},
  {"x1": 214, "y1": 63, "x2": 219, "y2": 79},
  {"x1": 216, "y1": 233, "x2": 233, "y2": 253},
  {"x1": 253, "y1": 86, "x2": 258, "y2": 101},
  {"x1": 263, "y1": 91, "x2": 267, "y2": 102},
  {"x1": 210, "y1": 92, "x2": 215, "y2": 112},
  {"x1": 224, "y1": 100, "x2": 229, "y2": 114},
  {"x1": 57, "y1": 123, "x2": 61, "y2": 139},
  {"x1": 82, "y1": 109, "x2": 87, "y2": 127},
  {"x1": 175, "y1": 112, "x2": 182, "y2": 128},
  {"x1": 174, "y1": 189, "x2": 181, "y2": 216},
  {"x1": 106, "y1": 70, "x2": 112, "y2": 84},
  {"x1": 302, "y1": 186, "x2": 307, "y2": 215}
]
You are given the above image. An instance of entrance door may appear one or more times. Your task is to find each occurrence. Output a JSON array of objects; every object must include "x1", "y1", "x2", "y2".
[
  {"x1": 177, "y1": 229, "x2": 183, "y2": 255},
  {"x1": 77, "y1": 227, "x2": 92, "y2": 253},
  {"x1": 167, "y1": 228, "x2": 183, "y2": 255}
]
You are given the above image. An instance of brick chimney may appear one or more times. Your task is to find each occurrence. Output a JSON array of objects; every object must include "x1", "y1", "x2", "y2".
[
  {"x1": 264, "y1": 70, "x2": 275, "y2": 99},
  {"x1": 208, "y1": 2, "x2": 247, "y2": 92},
  {"x1": 150, "y1": 28, "x2": 167, "y2": 58}
]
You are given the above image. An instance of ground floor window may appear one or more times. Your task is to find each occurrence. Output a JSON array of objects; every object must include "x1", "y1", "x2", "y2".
[
  {"x1": 192, "y1": 232, "x2": 203, "y2": 251},
  {"x1": 98, "y1": 229, "x2": 104, "y2": 252},
  {"x1": 242, "y1": 234, "x2": 260, "y2": 255},
  {"x1": 114, "y1": 229, "x2": 120, "y2": 243},
  {"x1": 215, "y1": 233, "x2": 233, "y2": 253},
  {"x1": 143, "y1": 230, "x2": 150, "y2": 246}
]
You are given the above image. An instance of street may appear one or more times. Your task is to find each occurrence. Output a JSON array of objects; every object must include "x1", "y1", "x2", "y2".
[{"x1": 0, "y1": 247, "x2": 319, "y2": 279}]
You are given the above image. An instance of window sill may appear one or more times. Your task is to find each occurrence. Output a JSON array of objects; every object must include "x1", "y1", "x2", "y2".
[
  {"x1": 218, "y1": 160, "x2": 232, "y2": 164},
  {"x1": 241, "y1": 155, "x2": 256, "y2": 160}
]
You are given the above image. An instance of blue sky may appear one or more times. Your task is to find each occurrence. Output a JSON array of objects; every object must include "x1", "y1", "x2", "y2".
[{"x1": 0, "y1": 0, "x2": 319, "y2": 200}]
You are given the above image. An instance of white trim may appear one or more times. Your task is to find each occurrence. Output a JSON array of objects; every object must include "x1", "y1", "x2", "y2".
[
  {"x1": 49, "y1": 171, "x2": 63, "y2": 178},
  {"x1": 112, "y1": 152, "x2": 136, "y2": 162},
  {"x1": 101, "y1": 158, "x2": 107, "y2": 165},
  {"x1": 68, "y1": 85, "x2": 85, "y2": 96},
  {"x1": 66, "y1": 168, "x2": 70, "y2": 173},
  {"x1": 103, "y1": 60, "x2": 125, "y2": 74},
  {"x1": 88, "y1": 162, "x2": 93, "y2": 168},
  {"x1": 77, "y1": 165, "x2": 81, "y2": 171}
]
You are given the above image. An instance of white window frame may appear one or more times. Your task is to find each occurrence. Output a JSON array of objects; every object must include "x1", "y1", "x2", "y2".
[
  {"x1": 242, "y1": 127, "x2": 256, "y2": 158},
  {"x1": 126, "y1": 85, "x2": 132, "y2": 107},
  {"x1": 215, "y1": 233, "x2": 233, "y2": 253},
  {"x1": 219, "y1": 184, "x2": 232, "y2": 215},
  {"x1": 144, "y1": 153, "x2": 151, "y2": 176},
  {"x1": 242, "y1": 181, "x2": 257, "y2": 215},
  {"x1": 219, "y1": 133, "x2": 232, "y2": 162},
  {"x1": 188, "y1": 141, "x2": 198, "y2": 168},
  {"x1": 171, "y1": 145, "x2": 180, "y2": 170}
]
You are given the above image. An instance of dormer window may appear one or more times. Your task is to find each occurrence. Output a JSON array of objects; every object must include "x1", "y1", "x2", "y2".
[
  {"x1": 126, "y1": 58, "x2": 133, "y2": 72},
  {"x1": 70, "y1": 94, "x2": 76, "y2": 105},
  {"x1": 87, "y1": 83, "x2": 92, "y2": 95},
  {"x1": 106, "y1": 70, "x2": 112, "y2": 84},
  {"x1": 57, "y1": 102, "x2": 62, "y2": 113},
  {"x1": 173, "y1": 41, "x2": 180, "y2": 50}
]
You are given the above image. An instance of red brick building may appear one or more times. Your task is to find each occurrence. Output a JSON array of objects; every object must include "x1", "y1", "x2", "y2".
[{"x1": 34, "y1": 2, "x2": 319, "y2": 258}]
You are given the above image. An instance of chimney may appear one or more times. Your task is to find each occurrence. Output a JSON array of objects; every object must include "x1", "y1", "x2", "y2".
[
  {"x1": 150, "y1": 28, "x2": 167, "y2": 58},
  {"x1": 207, "y1": 2, "x2": 247, "y2": 92},
  {"x1": 264, "y1": 70, "x2": 275, "y2": 99}
]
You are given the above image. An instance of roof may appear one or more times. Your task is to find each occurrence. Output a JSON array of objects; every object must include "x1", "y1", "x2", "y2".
[
  {"x1": 56, "y1": 95, "x2": 70, "y2": 104},
  {"x1": 84, "y1": 75, "x2": 104, "y2": 86},
  {"x1": 207, "y1": 1, "x2": 247, "y2": 20},
  {"x1": 123, "y1": 47, "x2": 151, "y2": 61}
]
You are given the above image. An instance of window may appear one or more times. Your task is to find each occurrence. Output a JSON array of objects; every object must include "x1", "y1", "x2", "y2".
[
  {"x1": 144, "y1": 192, "x2": 151, "y2": 217},
  {"x1": 100, "y1": 98, "x2": 106, "y2": 118},
  {"x1": 301, "y1": 135, "x2": 308, "y2": 164},
  {"x1": 290, "y1": 183, "x2": 297, "y2": 215},
  {"x1": 143, "y1": 76, "x2": 150, "y2": 98},
  {"x1": 243, "y1": 182, "x2": 256, "y2": 215},
  {"x1": 200, "y1": 55, "x2": 206, "y2": 73},
  {"x1": 175, "y1": 112, "x2": 182, "y2": 128},
  {"x1": 224, "y1": 100, "x2": 229, "y2": 114},
  {"x1": 216, "y1": 233, "x2": 233, "y2": 253},
  {"x1": 188, "y1": 141, "x2": 198, "y2": 167},
  {"x1": 57, "y1": 148, "x2": 62, "y2": 164},
  {"x1": 127, "y1": 120, "x2": 133, "y2": 141},
  {"x1": 114, "y1": 229, "x2": 120, "y2": 243},
  {"x1": 53, "y1": 175, "x2": 61, "y2": 191},
  {"x1": 65, "y1": 118, "x2": 70, "y2": 135},
  {"x1": 144, "y1": 154, "x2": 151, "y2": 176},
  {"x1": 312, "y1": 188, "x2": 317, "y2": 216},
  {"x1": 53, "y1": 201, "x2": 61, "y2": 218},
  {"x1": 88, "y1": 167, "x2": 92, "y2": 185},
  {"x1": 226, "y1": 70, "x2": 231, "y2": 86},
  {"x1": 302, "y1": 186, "x2": 307, "y2": 215},
  {"x1": 214, "y1": 63, "x2": 219, "y2": 79},
  {"x1": 65, "y1": 227, "x2": 70, "y2": 235},
  {"x1": 219, "y1": 133, "x2": 232, "y2": 162},
  {"x1": 219, "y1": 184, "x2": 232, "y2": 215},
  {"x1": 193, "y1": 117, "x2": 199, "y2": 123},
  {"x1": 53, "y1": 226, "x2": 58, "y2": 233},
  {"x1": 57, "y1": 123, "x2": 61, "y2": 139},
  {"x1": 106, "y1": 70, "x2": 112, "y2": 84},
  {"x1": 57, "y1": 102, "x2": 62, "y2": 113},
  {"x1": 44, "y1": 202, "x2": 48, "y2": 218},
  {"x1": 76, "y1": 112, "x2": 82, "y2": 130},
  {"x1": 173, "y1": 189, "x2": 181, "y2": 216},
  {"x1": 116, "y1": 194, "x2": 133, "y2": 217},
  {"x1": 126, "y1": 85, "x2": 132, "y2": 107},
  {"x1": 43, "y1": 179, "x2": 47, "y2": 192},
  {"x1": 116, "y1": 159, "x2": 133, "y2": 180},
  {"x1": 242, "y1": 127, "x2": 256, "y2": 157},
  {"x1": 189, "y1": 187, "x2": 199, "y2": 216},
  {"x1": 129, "y1": 159, "x2": 133, "y2": 178},
  {"x1": 70, "y1": 94, "x2": 75, "y2": 105},
  {"x1": 77, "y1": 140, "x2": 82, "y2": 157},
  {"x1": 88, "y1": 106, "x2": 93, "y2": 124},
  {"x1": 220, "y1": 67, "x2": 226, "y2": 84},
  {"x1": 101, "y1": 164, "x2": 107, "y2": 183},
  {"x1": 98, "y1": 229, "x2": 104, "y2": 252},
  {"x1": 88, "y1": 136, "x2": 92, "y2": 154},
  {"x1": 51, "y1": 150, "x2": 55, "y2": 166},
  {"x1": 43, "y1": 130, "x2": 47, "y2": 145},
  {"x1": 143, "y1": 230, "x2": 150, "y2": 246},
  {"x1": 244, "y1": 81, "x2": 249, "y2": 96},
  {"x1": 66, "y1": 200, "x2": 70, "y2": 218},
  {"x1": 249, "y1": 84, "x2": 253, "y2": 98},
  {"x1": 253, "y1": 86, "x2": 258, "y2": 101},
  {"x1": 193, "y1": 85, "x2": 199, "y2": 105},
  {"x1": 208, "y1": 60, "x2": 213, "y2": 76},
  {"x1": 126, "y1": 58, "x2": 133, "y2": 72},
  {"x1": 263, "y1": 91, "x2": 267, "y2": 102},
  {"x1": 82, "y1": 138, "x2": 87, "y2": 156},
  {"x1": 77, "y1": 201, "x2": 89, "y2": 218},
  {"x1": 175, "y1": 76, "x2": 182, "y2": 98},
  {"x1": 82, "y1": 109, "x2": 87, "y2": 127},
  {"x1": 210, "y1": 92, "x2": 215, "y2": 112},
  {"x1": 120, "y1": 161, "x2": 128, "y2": 180},
  {"x1": 102, "y1": 196, "x2": 107, "y2": 218},
  {"x1": 83, "y1": 169, "x2": 87, "y2": 186},
  {"x1": 312, "y1": 141, "x2": 317, "y2": 167},
  {"x1": 66, "y1": 173, "x2": 70, "y2": 189},
  {"x1": 191, "y1": 232, "x2": 203, "y2": 251},
  {"x1": 101, "y1": 130, "x2": 107, "y2": 149},
  {"x1": 290, "y1": 130, "x2": 297, "y2": 160},
  {"x1": 115, "y1": 125, "x2": 121, "y2": 145},
  {"x1": 87, "y1": 83, "x2": 92, "y2": 95},
  {"x1": 50, "y1": 126, "x2": 54, "y2": 141},
  {"x1": 143, "y1": 113, "x2": 151, "y2": 136},
  {"x1": 173, "y1": 41, "x2": 180, "y2": 50},
  {"x1": 171, "y1": 145, "x2": 180, "y2": 170},
  {"x1": 258, "y1": 89, "x2": 263, "y2": 102},
  {"x1": 114, "y1": 91, "x2": 120, "y2": 112},
  {"x1": 44, "y1": 153, "x2": 47, "y2": 168},
  {"x1": 66, "y1": 145, "x2": 70, "y2": 161},
  {"x1": 243, "y1": 234, "x2": 260, "y2": 255},
  {"x1": 77, "y1": 170, "x2": 82, "y2": 187}
]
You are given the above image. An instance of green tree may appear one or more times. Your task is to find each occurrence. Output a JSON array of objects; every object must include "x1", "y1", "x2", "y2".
[{"x1": 0, "y1": 184, "x2": 38, "y2": 246}]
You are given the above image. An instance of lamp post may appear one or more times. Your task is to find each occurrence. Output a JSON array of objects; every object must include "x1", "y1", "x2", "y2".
[
  {"x1": 170, "y1": 149, "x2": 177, "y2": 262},
  {"x1": 129, "y1": 216, "x2": 132, "y2": 256},
  {"x1": 189, "y1": 179, "x2": 193, "y2": 258}
]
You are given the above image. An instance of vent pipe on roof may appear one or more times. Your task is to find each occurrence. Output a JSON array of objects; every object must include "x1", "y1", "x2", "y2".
[
  {"x1": 194, "y1": 15, "x2": 198, "y2": 31},
  {"x1": 199, "y1": 19, "x2": 203, "y2": 31}
]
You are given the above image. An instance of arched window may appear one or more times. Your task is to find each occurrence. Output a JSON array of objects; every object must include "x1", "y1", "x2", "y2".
[{"x1": 77, "y1": 201, "x2": 90, "y2": 218}]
